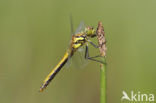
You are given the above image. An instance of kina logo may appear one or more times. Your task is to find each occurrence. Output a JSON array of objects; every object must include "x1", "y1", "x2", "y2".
[{"x1": 121, "y1": 90, "x2": 154, "y2": 102}]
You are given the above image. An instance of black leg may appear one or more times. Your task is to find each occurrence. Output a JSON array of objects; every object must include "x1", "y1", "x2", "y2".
[
  {"x1": 85, "y1": 45, "x2": 89, "y2": 59},
  {"x1": 88, "y1": 40, "x2": 107, "y2": 49},
  {"x1": 88, "y1": 40, "x2": 99, "y2": 48},
  {"x1": 85, "y1": 45, "x2": 106, "y2": 64}
]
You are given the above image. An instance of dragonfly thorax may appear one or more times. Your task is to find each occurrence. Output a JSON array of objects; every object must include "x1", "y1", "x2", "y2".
[{"x1": 72, "y1": 34, "x2": 87, "y2": 49}]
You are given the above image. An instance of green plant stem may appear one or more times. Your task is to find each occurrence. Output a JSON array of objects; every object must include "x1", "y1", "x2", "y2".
[
  {"x1": 100, "y1": 58, "x2": 106, "y2": 103},
  {"x1": 96, "y1": 21, "x2": 106, "y2": 103}
]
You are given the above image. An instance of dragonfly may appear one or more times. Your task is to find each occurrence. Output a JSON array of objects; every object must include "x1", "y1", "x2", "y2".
[{"x1": 39, "y1": 21, "x2": 104, "y2": 92}]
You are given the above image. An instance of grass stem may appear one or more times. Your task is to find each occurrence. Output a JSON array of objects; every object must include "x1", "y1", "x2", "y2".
[
  {"x1": 96, "y1": 22, "x2": 107, "y2": 103},
  {"x1": 100, "y1": 58, "x2": 106, "y2": 103}
]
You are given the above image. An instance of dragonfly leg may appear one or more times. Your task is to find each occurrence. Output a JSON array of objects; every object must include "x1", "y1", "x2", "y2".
[
  {"x1": 88, "y1": 40, "x2": 107, "y2": 49},
  {"x1": 87, "y1": 40, "x2": 99, "y2": 48},
  {"x1": 85, "y1": 45, "x2": 106, "y2": 64}
]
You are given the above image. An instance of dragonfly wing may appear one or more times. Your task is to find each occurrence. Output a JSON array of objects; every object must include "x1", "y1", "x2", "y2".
[
  {"x1": 75, "y1": 21, "x2": 85, "y2": 34},
  {"x1": 65, "y1": 18, "x2": 75, "y2": 69},
  {"x1": 64, "y1": 49, "x2": 73, "y2": 69},
  {"x1": 71, "y1": 45, "x2": 90, "y2": 69},
  {"x1": 70, "y1": 15, "x2": 74, "y2": 36},
  {"x1": 64, "y1": 45, "x2": 89, "y2": 70},
  {"x1": 65, "y1": 21, "x2": 87, "y2": 69}
]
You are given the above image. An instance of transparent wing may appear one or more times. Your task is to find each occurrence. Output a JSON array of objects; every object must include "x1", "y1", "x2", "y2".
[
  {"x1": 64, "y1": 21, "x2": 88, "y2": 69},
  {"x1": 64, "y1": 18, "x2": 74, "y2": 69},
  {"x1": 75, "y1": 21, "x2": 85, "y2": 34},
  {"x1": 70, "y1": 15, "x2": 74, "y2": 36},
  {"x1": 71, "y1": 45, "x2": 90, "y2": 69},
  {"x1": 64, "y1": 45, "x2": 90, "y2": 70},
  {"x1": 70, "y1": 22, "x2": 89, "y2": 69}
]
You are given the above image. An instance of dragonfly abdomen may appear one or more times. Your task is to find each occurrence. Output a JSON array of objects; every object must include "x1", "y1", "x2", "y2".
[{"x1": 39, "y1": 52, "x2": 70, "y2": 92}]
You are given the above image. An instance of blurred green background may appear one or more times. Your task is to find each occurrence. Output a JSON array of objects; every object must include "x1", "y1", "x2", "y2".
[{"x1": 0, "y1": 0, "x2": 156, "y2": 103}]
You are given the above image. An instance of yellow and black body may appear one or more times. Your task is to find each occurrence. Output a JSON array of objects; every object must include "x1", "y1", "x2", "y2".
[{"x1": 39, "y1": 26, "x2": 96, "y2": 92}]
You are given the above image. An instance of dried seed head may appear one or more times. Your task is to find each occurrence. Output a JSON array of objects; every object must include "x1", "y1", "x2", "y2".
[{"x1": 96, "y1": 22, "x2": 106, "y2": 57}]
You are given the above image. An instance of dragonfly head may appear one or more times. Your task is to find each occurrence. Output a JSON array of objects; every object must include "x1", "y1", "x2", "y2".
[{"x1": 85, "y1": 27, "x2": 96, "y2": 38}]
